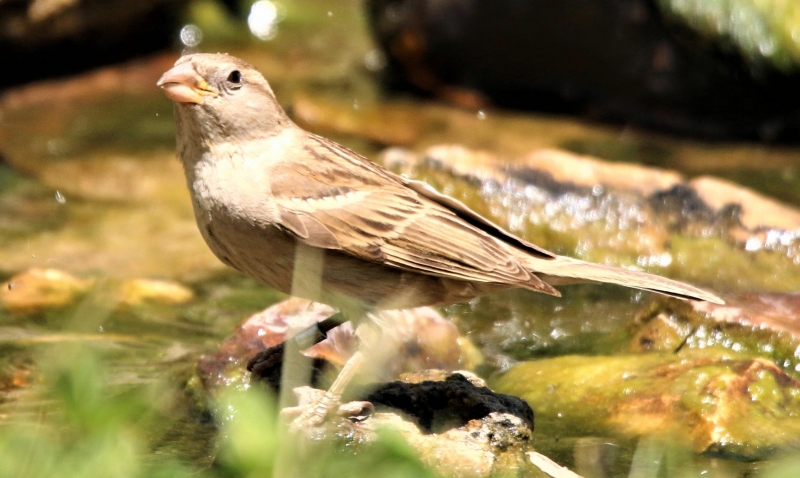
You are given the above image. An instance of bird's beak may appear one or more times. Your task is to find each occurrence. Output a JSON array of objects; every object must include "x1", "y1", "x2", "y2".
[{"x1": 157, "y1": 62, "x2": 219, "y2": 104}]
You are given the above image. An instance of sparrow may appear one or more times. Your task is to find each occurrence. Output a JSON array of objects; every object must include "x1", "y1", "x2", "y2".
[{"x1": 158, "y1": 53, "x2": 723, "y2": 425}]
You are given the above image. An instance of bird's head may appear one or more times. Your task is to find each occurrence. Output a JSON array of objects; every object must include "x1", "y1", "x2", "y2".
[{"x1": 158, "y1": 53, "x2": 290, "y2": 142}]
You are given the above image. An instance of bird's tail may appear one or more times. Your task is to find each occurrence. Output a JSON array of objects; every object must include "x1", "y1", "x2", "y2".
[{"x1": 529, "y1": 255, "x2": 724, "y2": 304}]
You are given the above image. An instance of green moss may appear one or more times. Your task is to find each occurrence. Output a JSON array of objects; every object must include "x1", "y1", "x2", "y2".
[
  {"x1": 670, "y1": 235, "x2": 800, "y2": 292},
  {"x1": 492, "y1": 348, "x2": 800, "y2": 460},
  {"x1": 631, "y1": 297, "x2": 800, "y2": 379}
]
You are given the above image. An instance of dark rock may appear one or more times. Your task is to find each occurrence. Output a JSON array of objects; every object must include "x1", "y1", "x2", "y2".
[
  {"x1": 364, "y1": 372, "x2": 534, "y2": 433},
  {"x1": 196, "y1": 298, "x2": 339, "y2": 394},
  {"x1": 366, "y1": 0, "x2": 800, "y2": 141},
  {"x1": 247, "y1": 313, "x2": 345, "y2": 393},
  {"x1": 0, "y1": 0, "x2": 188, "y2": 89},
  {"x1": 285, "y1": 371, "x2": 541, "y2": 478}
]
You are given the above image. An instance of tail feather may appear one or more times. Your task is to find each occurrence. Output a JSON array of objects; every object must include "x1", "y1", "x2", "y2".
[{"x1": 530, "y1": 255, "x2": 724, "y2": 304}]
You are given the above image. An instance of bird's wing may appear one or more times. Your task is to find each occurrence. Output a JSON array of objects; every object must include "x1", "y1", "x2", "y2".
[{"x1": 268, "y1": 133, "x2": 559, "y2": 295}]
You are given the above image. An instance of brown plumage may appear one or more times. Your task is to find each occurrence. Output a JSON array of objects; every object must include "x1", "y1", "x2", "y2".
[{"x1": 158, "y1": 53, "x2": 723, "y2": 321}]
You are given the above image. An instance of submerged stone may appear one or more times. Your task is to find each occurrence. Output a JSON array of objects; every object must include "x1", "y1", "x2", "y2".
[
  {"x1": 631, "y1": 293, "x2": 800, "y2": 374},
  {"x1": 493, "y1": 348, "x2": 800, "y2": 460},
  {"x1": 117, "y1": 278, "x2": 194, "y2": 306},
  {"x1": 0, "y1": 268, "x2": 195, "y2": 315},
  {"x1": 0, "y1": 268, "x2": 93, "y2": 314},
  {"x1": 197, "y1": 297, "x2": 479, "y2": 395}
]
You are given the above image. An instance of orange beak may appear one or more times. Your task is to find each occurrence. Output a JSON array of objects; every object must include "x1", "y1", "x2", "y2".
[{"x1": 157, "y1": 62, "x2": 218, "y2": 104}]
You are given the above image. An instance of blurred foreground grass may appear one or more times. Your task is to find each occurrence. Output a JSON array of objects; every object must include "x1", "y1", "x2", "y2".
[{"x1": 0, "y1": 343, "x2": 437, "y2": 478}]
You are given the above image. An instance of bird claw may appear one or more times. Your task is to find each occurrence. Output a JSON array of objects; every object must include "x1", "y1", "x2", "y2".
[{"x1": 283, "y1": 386, "x2": 374, "y2": 429}]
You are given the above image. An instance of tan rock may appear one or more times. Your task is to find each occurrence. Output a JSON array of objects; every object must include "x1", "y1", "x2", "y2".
[
  {"x1": 117, "y1": 278, "x2": 194, "y2": 306},
  {"x1": 0, "y1": 268, "x2": 93, "y2": 314},
  {"x1": 523, "y1": 149, "x2": 684, "y2": 195},
  {"x1": 690, "y1": 176, "x2": 800, "y2": 230}
]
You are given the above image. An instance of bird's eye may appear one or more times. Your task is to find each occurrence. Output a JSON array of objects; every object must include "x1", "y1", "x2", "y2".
[{"x1": 227, "y1": 70, "x2": 242, "y2": 86}]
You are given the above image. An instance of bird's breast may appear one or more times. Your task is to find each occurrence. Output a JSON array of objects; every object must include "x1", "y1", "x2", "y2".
[{"x1": 187, "y1": 146, "x2": 281, "y2": 226}]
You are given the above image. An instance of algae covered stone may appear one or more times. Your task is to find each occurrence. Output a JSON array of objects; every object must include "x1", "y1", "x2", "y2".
[{"x1": 493, "y1": 348, "x2": 800, "y2": 460}]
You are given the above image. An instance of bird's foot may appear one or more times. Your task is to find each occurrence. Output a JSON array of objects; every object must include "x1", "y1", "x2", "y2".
[{"x1": 283, "y1": 386, "x2": 373, "y2": 430}]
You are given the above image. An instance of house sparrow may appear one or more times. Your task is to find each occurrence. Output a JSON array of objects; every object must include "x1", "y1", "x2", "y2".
[{"x1": 158, "y1": 53, "x2": 723, "y2": 425}]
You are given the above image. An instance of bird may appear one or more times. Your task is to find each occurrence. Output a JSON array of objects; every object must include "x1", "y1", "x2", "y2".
[{"x1": 158, "y1": 53, "x2": 723, "y2": 426}]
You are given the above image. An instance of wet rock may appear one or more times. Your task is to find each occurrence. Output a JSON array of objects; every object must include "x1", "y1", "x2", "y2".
[
  {"x1": 367, "y1": 0, "x2": 800, "y2": 140},
  {"x1": 0, "y1": 0, "x2": 188, "y2": 89},
  {"x1": 197, "y1": 299, "x2": 336, "y2": 394},
  {"x1": 117, "y1": 278, "x2": 194, "y2": 306},
  {"x1": 519, "y1": 149, "x2": 683, "y2": 195},
  {"x1": 363, "y1": 371, "x2": 533, "y2": 433},
  {"x1": 690, "y1": 176, "x2": 800, "y2": 231},
  {"x1": 383, "y1": 145, "x2": 800, "y2": 293},
  {"x1": 493, "y1": 348, "x2": 800, "y2": 460},
  {"x1": 631, "y1": 294, "x2": 800, "y2": 373},
  {"x1": 0, "y1": 268, "x2": 194, "y2": 314},
  {"x1": 288, "y1": 371, "x2": 542, "y2": 478},
  {"x1": 197, "y1": 297, "x2": 478, "y2": 394},
  {"x1": 0, "y1": 268, "x2": 93, "y2": 314},
  {"x1": 394, "y1": 409, "x2": 541, "y2": 477}
]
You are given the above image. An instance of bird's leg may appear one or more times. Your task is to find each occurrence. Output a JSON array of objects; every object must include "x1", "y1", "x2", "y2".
[
  {"x1": 286, "y1": 316, "x2": 383, "y2": 429},
  {"x1": 288, "y1": 349, "x2": 367, "y2": 429}
]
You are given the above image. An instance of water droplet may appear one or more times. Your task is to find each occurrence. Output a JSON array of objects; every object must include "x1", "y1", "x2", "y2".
[
  {"x1": 327, "y1": 10, "x2": 333, "y2": 17},
  {"x1": 248, "y1": 0, "x2": 279, "y2": 40},
  {"x1": 353, "y1": 99, "x2": 359, "y2": 110},
  {"x1": 179, "y1": 24, "x2": 203, "y2": 47},
  {"x1": 98, "y1": 325, "x2": 104, "y2": 332},
  {"x1": 364, "y1": 49, "x2": 387, "y2": 71},
  {"x1": 476, "y1": 110, "x2": 486, "y2": 120},
  {"x1": 155, "y1": 112, "x2": 159, "y2": 117},
  {"x1": 55, "y1": 191, "x2": 66, "y2": 204}
]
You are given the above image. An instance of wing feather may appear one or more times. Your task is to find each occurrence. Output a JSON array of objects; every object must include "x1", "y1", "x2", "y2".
[{"x1": 267, "y1": 133, "x2": 558, "y2": 294}]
